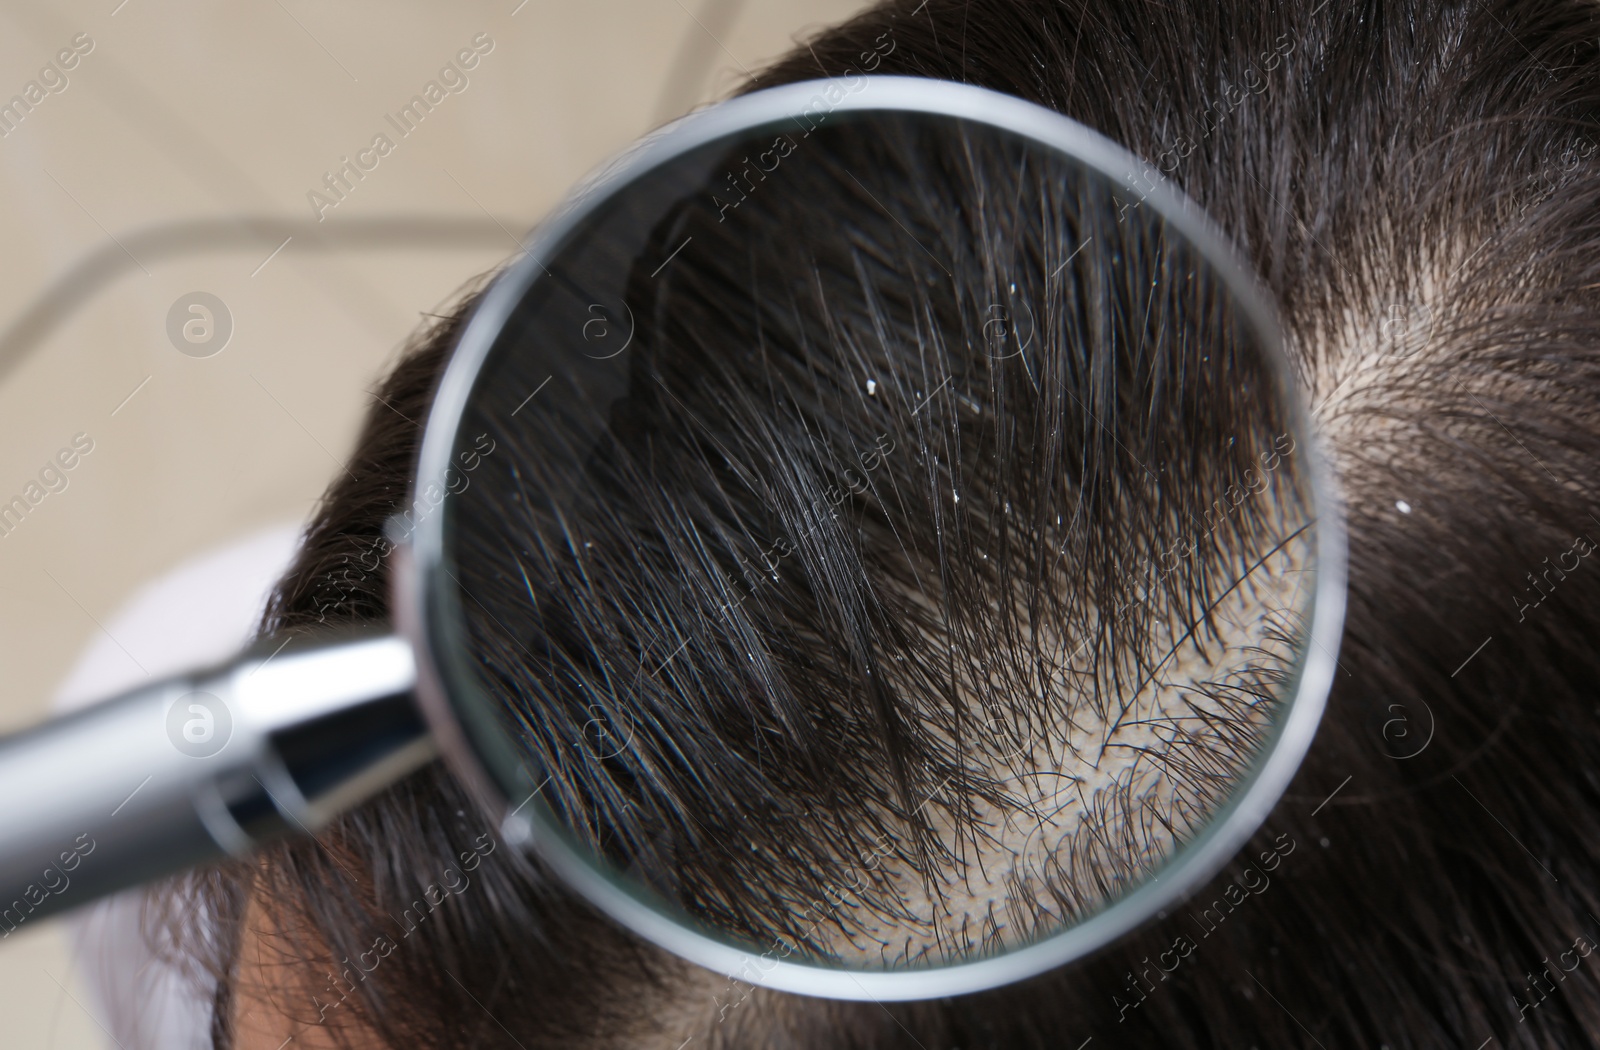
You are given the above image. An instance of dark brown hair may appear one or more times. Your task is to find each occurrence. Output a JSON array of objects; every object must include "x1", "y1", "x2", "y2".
[{"x1": 181, "y1": 0, "x2": 1600, "y2": 1046}]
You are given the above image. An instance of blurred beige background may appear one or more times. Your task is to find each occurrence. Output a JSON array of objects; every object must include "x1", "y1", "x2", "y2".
[{"x1": 0, "y1": 1, "x2": 867, "y2": 1045}]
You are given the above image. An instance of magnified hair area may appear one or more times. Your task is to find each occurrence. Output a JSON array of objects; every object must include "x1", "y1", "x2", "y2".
[{"x1": 450, "y1": 116, "x2": 1317, "y2": 967}]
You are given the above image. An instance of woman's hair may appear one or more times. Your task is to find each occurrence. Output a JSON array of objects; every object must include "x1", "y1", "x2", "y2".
[
  {"x1": 447, "y1": 105, "x2": 1310, "y2": 966},
  {"x1": 179, "y1": 0, "x2": 1600, "y2": 1046}
]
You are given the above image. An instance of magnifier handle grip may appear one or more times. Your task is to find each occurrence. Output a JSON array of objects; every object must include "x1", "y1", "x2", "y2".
[{"x1": 0, "y1": 633, "x2": 431, "y2": 931}]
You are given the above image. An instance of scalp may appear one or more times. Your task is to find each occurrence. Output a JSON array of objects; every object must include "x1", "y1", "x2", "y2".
[{"x1": 191, "y1": 1, "x2": 1600, "y2": 1047}]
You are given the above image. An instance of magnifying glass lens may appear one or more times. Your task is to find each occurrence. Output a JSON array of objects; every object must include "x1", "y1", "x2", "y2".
[{"x1": 428, "y1": 99, "x2": 1322, "y2": 976}]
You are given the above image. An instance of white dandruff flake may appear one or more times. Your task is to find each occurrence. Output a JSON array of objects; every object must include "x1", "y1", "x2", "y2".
[
  {"x1": 1396, "y1": 499, "x2": 1412, "y2": 514},
  {"x1": 866, "y1": 378, "x2": 877, "y2": 396}
]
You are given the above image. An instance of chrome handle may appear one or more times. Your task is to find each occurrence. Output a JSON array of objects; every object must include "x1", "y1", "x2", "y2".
[{"x1": 0, "y1": 632, "x2": 431, "y2": 932}]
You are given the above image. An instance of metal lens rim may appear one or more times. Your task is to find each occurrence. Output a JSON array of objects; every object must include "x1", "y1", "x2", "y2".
[{"x1": 401, "y1": 75, "x2": 1349, "y2": 1002}]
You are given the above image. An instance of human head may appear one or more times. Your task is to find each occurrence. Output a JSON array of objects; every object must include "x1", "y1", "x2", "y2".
[{"x1": 189, "y1": 1, "x2": 1600, "y2": 1047}]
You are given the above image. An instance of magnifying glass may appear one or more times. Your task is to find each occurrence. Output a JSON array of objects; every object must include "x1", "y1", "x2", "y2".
[{"x1": 0, "y1": 77, "x2": 1344, "y2": 1000}]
